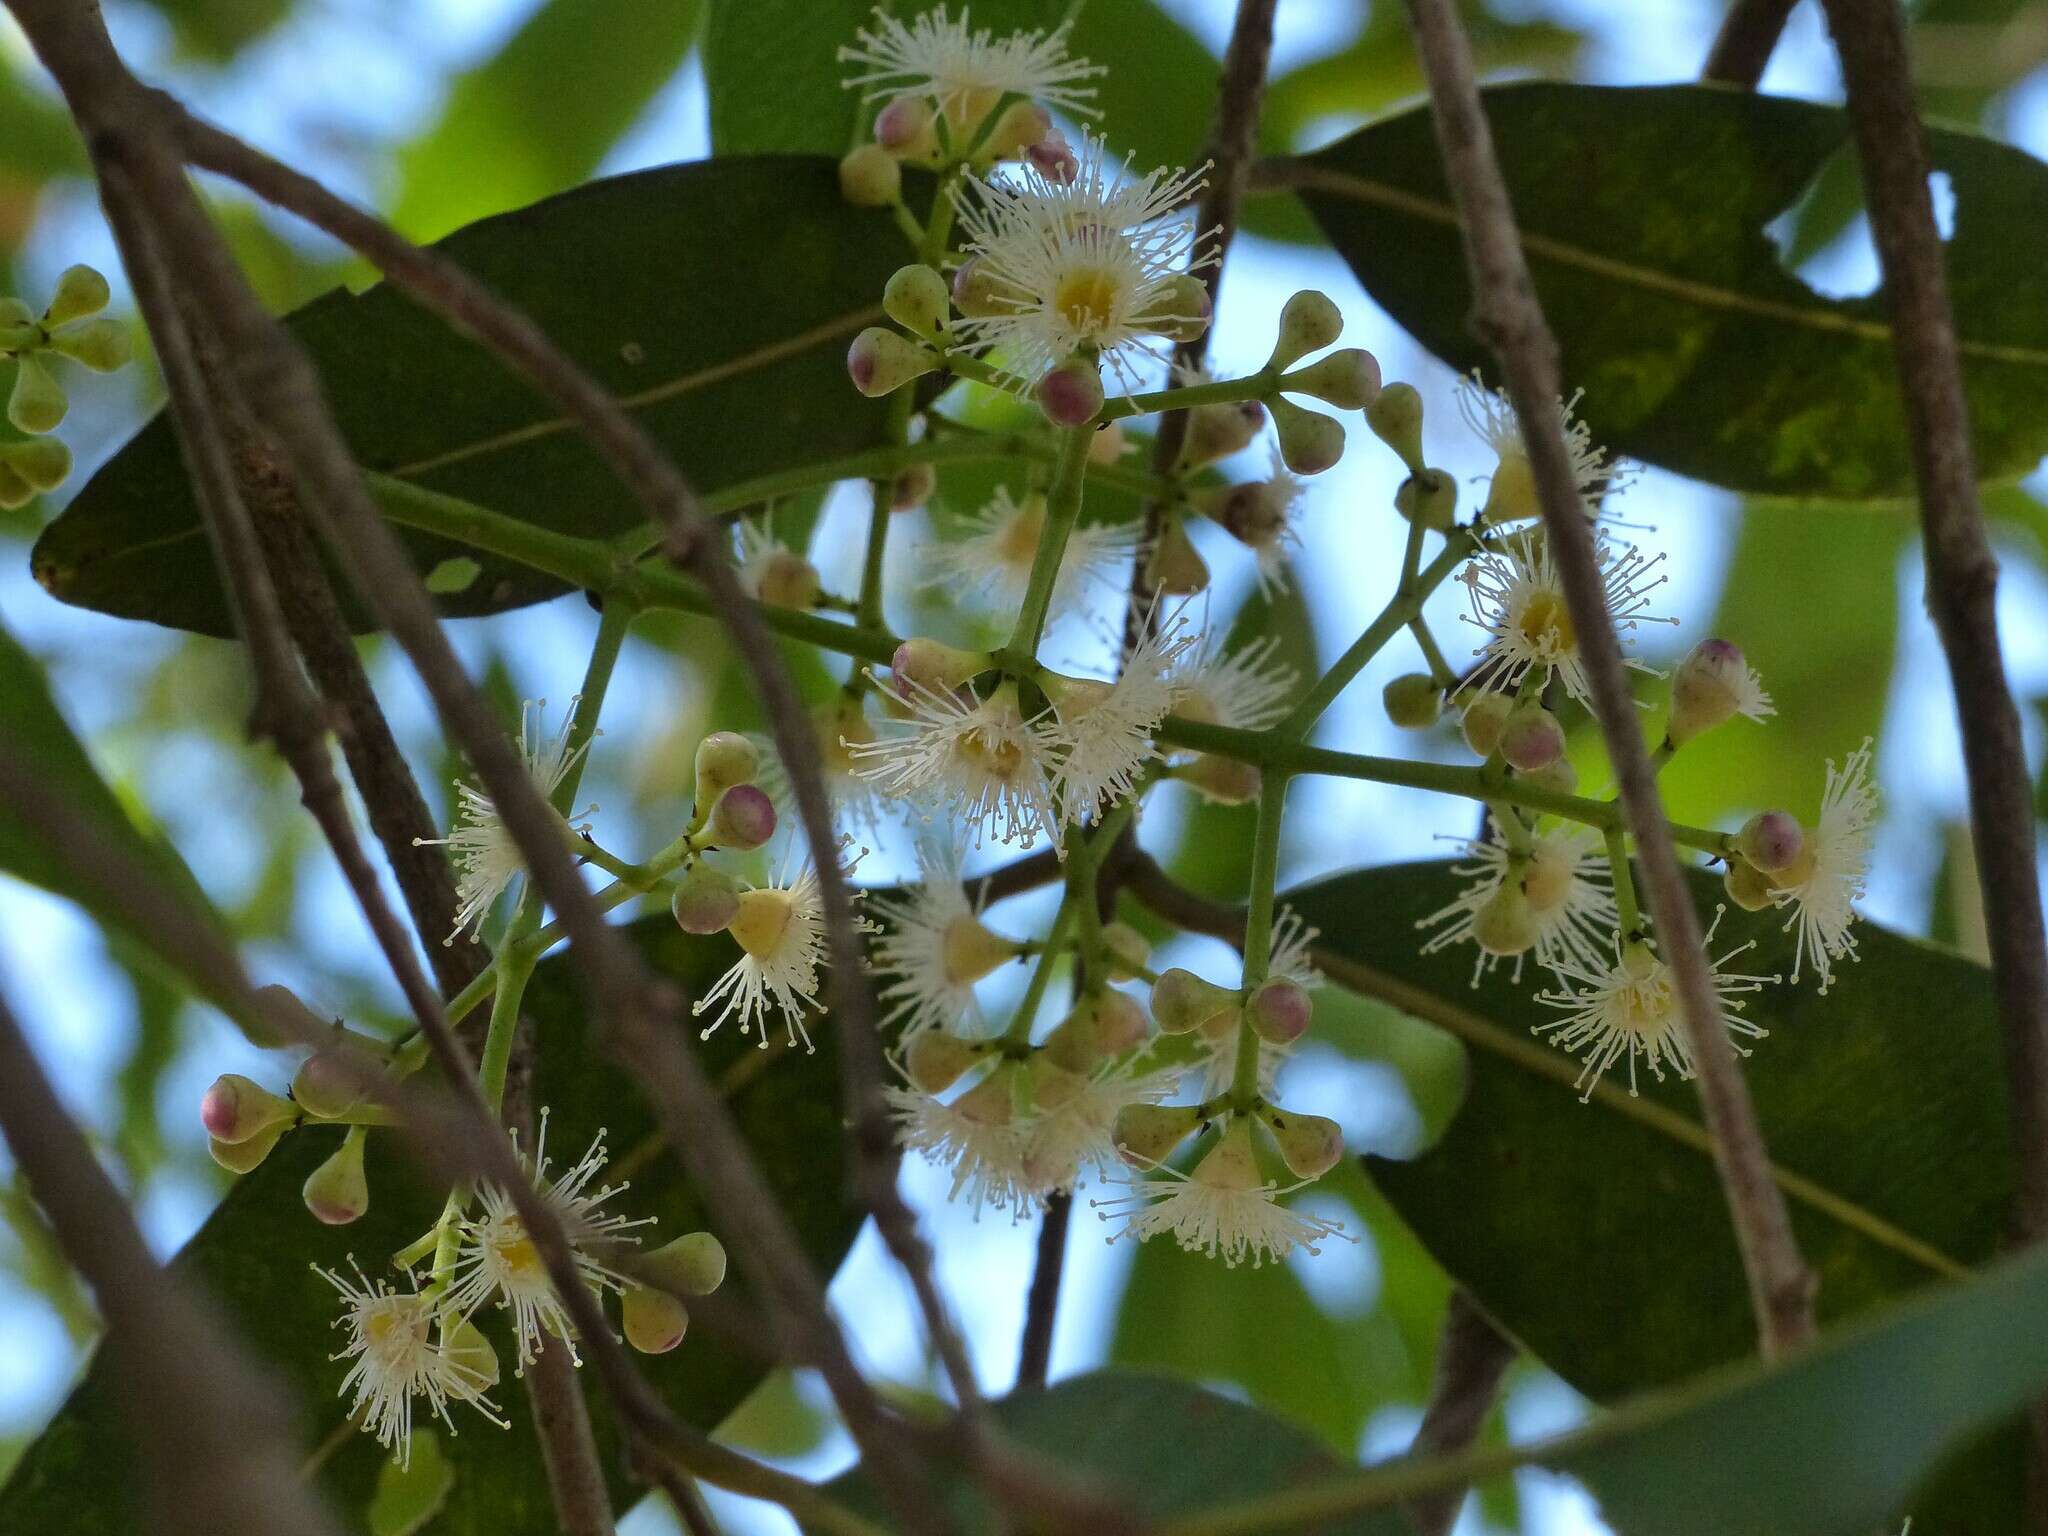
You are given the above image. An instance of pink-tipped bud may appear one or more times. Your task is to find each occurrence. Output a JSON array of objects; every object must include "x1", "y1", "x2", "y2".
[
  {"x1": 1267, "y1": 289, "x2": 1344, "y2": 371},
  {"x1": 1383, "y1": 673, "x2": 1442, "y2": 729},
  {"x1": 200, "y1": 1074, "x2": 296, "y2": 1145},
  {"x1": 874, "y1": 93, "x2": 936, "y2": 155},
  {"x1": 209, "y1": 1120, "x2": 288, "y2": 1174},
  {"x1": 1114, "y1": 1102, "x2": 1203, "y2": 1167},
  {"x1": 891, "y1": 636, "x2": 992, "y2": 696},
  {"x1": 1459, "y1": 691, "x2": 1513, "y2": 757},
  {"x1": 706, "y1": 784, "x2": 777, "y2": 851},
  {"x1": 838, "y1": 143, "x2": 902, "y2": 207},
  {"x1": 1269, "y1": 395, "x2": 1344, "y2": 475},
  {"x1": 951, "y1": 255, "x2": 1008, "y2": 319},
  {"x1": 847, "y1": 327, "x2": 938, "y2": 398},
  {"x1": 883, "y1": 264, "x2": 950, "y2": 339},
  {"x1": 1283, "y1": 347, "x2": 1381, "y2": 411},
  {"x1": 1024, "y1": 133, "x2": 1080, "y2": 183},
  {"x1": 671, "y1": 863, "x2": 743, "y2": 935},
  {"x1": 623, "y1": 1284, "x2": 689, "y2": 1354},
  {"x1": 1737, "y1": 810, "x2": 1804, "y2": 874},
  {"x1": 1498, "y1": 703, "x2": 1566, "y2": 773},
  {"x1": 1261, "y1": 1107, "x2": 1344, "y2": 1179},
  {"x1": 1181, "y1": 398, "x2": 1266, "y2": 469},
  {"x1": 1246, "y1": 977, "x2": 1312, "y2": 1044},
  {"x1": 891, "y1": 461, "x2": 937, "y2": 511},
  {"x1": 302, "y1": 1131, "x2": 369, "y2": 1225},
  {"x1": 1037, "y1": 357, "x2": 1104, "y2": 427},
  {"x1": 1667, "y1": 638, "x2": 1757, "y2": 748},
  {"x1": 1150, "y1": 967, "x2": 1239, "y2": 1036},
  {"x1": 906, "y1": 1031, "x2": 990, "y2": 1094}
]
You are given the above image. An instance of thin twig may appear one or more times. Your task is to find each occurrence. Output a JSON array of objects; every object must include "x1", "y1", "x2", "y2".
[
  {"x1": 1819, "y1": 0, "x2": 2048, "y2": 1513},
  {"x1": 1398, "y1": 0, "x2": 1817, "y2": 1359},
  {"x1": 1701, "y1": 0, "x2": 1799, "y2": 85},
  {"x1": 1401, "y1": 1291, "x2": 1516, "y2": 1536},
  {"x1": 1016, "y1": 1191, "x2": 1071, "y2": 1390}
]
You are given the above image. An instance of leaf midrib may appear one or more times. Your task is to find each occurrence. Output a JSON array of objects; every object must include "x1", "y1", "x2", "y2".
[{"x1": 1315, "y1": 945, "x2": 1970, "y2": 1281}]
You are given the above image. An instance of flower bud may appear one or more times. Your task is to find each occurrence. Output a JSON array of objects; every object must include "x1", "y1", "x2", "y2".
[
  {"x1": 1196, "y1": 1117, "x2": 1265, "y2": 1190},
  {"x1": 1667, "y1": 638, "x2": 1753, "y2": 748},
  {"x1": 1044, "y1": 988, "x2": 1148, "y2": 1072},
  {"x1": 1037, "y1": 357, "x2": 1104, "y2": 427},
  {"x1": 1498, "y1": 703, "x2": 1566, "y2": 773},
  {"x1": 0, "y1": 296, "x2": 33, "y2": 348},
  {"x1": 905, "y1": 1030, "x2": 990, "y2": 1094},
  {"x1": 695, "y1": 731, "x2": 759, "y2": 805},
  {"x1": 200, "y1": 1073, "x2": 297, "y2": 1145},
  {"x1": 839, "y1": 142, "x2": 903, "y2": 206},
  {"x1": 883, "y1": 264, "x2": 950, "y2": 339},
  {"x1": 622, "y1": 1283, "x2": 689, "y2": 1354},
  {"x1": 444, "y1": 1318, "x2": 500, "y2": 1389},
  {"x1": 1140, "y1": 273, "x2": 1211, "y2": 344},
  {"x1": 1516, "y1": 754, "x2": 1578, "y2": 795},
  {"x1": 0, "y1": 436, "x2": 71, "y2": 494},
  {"x1": 292, "y1": 1037, "x2": 379, "y2": 1119},
  {"x1": 983, "y1": 99, "x2": 1051, "y2": 161},
  {"x1": 643, "y1": 1230, "x2": 728, "y2": 1296},
  {"x1": 705, "y1": 783, "x2": 777, "y2": 852},
  {"x1": 874, "y1": 93, "x2": 937, "y2": 157},
  {"x1": 43, "y1": 264, "x2": 109, "y2": 328},
  {"x1": 1181, "y1": 752, "x2": 1259, "y2": 805},
  {"x1": 1098, "y1": 921, "x2": 1150, "y2": 982},
  {"x1": 1260, "y1": 1107, "x2": 1344, "y2": 1179},
  {"x1": 1282, "y1": 347, "x2": 1381, "y2": 410},
  {"x1": 47, "y1": 318, "x2": 129, "y2": 374},
  {"x1": 1215, "y1": 478, "x2": 1290, "y2": 551},
  {"x1": 672, "y1": 862, "x2": 743, "y2": 935},
  {"x1": 209, "y1": 1119, "x2": 289, "y2": 1173},
  {"x1": 847, "y1": 327, "x2": 938, "y2": 398},
  {"x1": 1459, "y1": 691, "x2": 1513, "y2": 757},
  {"x1": 1266, "y1": 289, "x2": 1343, "y2": 371},
  {"x1": 954, "y1": 1066, "x2": 1017, "y2": 1126},
  {"x1": 1737, "y1": 810, "x2": 1804, "y2": 874},
  {"x1": 1479, "y1": 449, "x2": 1538, "y2": 526},
  {"x1": 1268, "y1": 395, "x2": 1344, "y2": 475},
  {"x1": 1146, "y1": 518, "x2": 1211, "y2": 596},
  {"x1": 1471, "y1": 886, "x2": 1540, "y2": 956},
  {"x1": 0, "y1": 459, "x2": 34, "y2": 511},
  {"x1": 1150, "y1": 967, "x2": 1239, "y2": 1035},
  {"x1": 1382, "y1": 672, "x2": 1442, "y2": 729},
  {"x1": 1393, "y1": 468, "x2": 1457, "y2": 531},
  {"x1": 1088, "y1": 422, "x2": 1128, "y2": 465},
  {"x1": 1366, "y1": 381, "x2": 1426, "y2": 474},
  {"x1": 890, "y1": 460, "x2": 937, "y2": 511},
  {"x1": 9, "y1": 355, "x2": 65, "y2": 435},
  {"x1": 1724, "y1": 857, "x2": 1776, "y2": 912},
  {"x1": 746, "y1": 545, "x2": 822, "y2": 610},
  {"x1": 891, "y1": 636, "x2": 992, "y2": 696},
  {"x1": 727, "y1": 889, "x2": 796, "y2": 964},
  {"x1": 1180, "y1": 398, "x2": 1265, "y2": 469},
  {"x1": 951, "y1": 255, "x2": 1008, "y2": 318},
  {"x1": 1024, "y1": 132, "x2": 1080, "y2": 183},
  {"x1": 1246, "y1": 977, "x2": 1312, "y2": 1045},
  {"x1": 303, "y1": 1130, "x2": 370, "y2": 1225},
  {"x1": 1114, "y1": 1102, "x2": 1203, "y2": 1167},
  {"x1": 938, "y1": 910, "x2": 1016, "y2": 986},
  {"x1": 249, "y1": 981, "x2": 329, "y2": 1049}
]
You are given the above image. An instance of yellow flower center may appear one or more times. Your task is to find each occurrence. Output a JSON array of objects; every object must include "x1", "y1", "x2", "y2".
[
  {"x1": 1516, "y1": 590, "x2": 1575, "y2": 657},
  {"x1": 995, "y1": 497, "x2": 1046, "y2": 566},
  {"x1": 959, "y1": 727, "x2": 1024, "y2": 782},
  {"x1": 729, "y1": 889, "x2": 795, "y2": 960},
  {"x1": 496, "y1": 1230, "x2": 545, "y2": 1279},
  {"x1": 1053, "y1": 266, "x2": 1122, "y2": 334}
]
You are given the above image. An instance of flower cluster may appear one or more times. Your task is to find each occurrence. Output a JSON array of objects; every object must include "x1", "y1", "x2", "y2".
[{"x1": 0, "y1": 264, "x2": 128, "y2": 508}]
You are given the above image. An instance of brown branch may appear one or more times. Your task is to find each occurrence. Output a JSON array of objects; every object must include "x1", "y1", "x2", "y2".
[
  {"x1": 969, "y1": 844, "x2": 1065, "y2": 907},
  {"x1": 1701, "y1": 0, "x2": 1799, "y2": 86},
  {"x1": 0, "y1": 983, "x2": 345, "y2": 1536},
  {"x1": 1401, "y1": 1291, "x2": 1516, "y2": 1536},
  {"x1": 1016, "y1": 1191, "x2": 1072, "y2": 1391},
  {"x1": 1819, "y1": 0, "x2": 2048, "y2": 1515},
  {"x1": 1398, "y1": 0, "x2": 1817, "y2": 1360},
  {"x1": 164, "y1": 98, "x2": 981, "y2": 1434}
]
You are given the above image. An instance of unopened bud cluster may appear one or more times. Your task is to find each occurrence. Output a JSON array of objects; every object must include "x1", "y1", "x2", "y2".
[{"x1": 0, "y1": 265, "x2": 128, "y2": 507}]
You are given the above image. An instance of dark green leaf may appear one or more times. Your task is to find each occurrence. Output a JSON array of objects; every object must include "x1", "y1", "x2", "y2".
[
  {"x1": 1299, "y1": 83, "x2": 2048, "y2": 499},
  {"x1": 34, "y1": 157, "x2": 901, "y2": 636},
  {"x1": 0, "y1": 916, "x2": 862, "y2": 1533},
  {"x1": 392, "y1": 0, "x2": 703, "y2": 242},
  {"x1": 1285, "y1": 859, "x2": 2022, "y2": 1529},
  {"x1": 815, "y1": 1370, "x2": 1406, "y2": 1534}
]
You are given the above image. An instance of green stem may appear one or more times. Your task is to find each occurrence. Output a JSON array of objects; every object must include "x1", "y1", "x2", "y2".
[
  {"x1": 1098, "y1": 368, "x2": 1278, "y2": 424},
  {"x1": 1409, "y1": 616, "x2": 1457, "y2": 687},
  {"x1": 1229, "y1": 774, "x2": 1289, "y2": 1108},
  {"x1": 1277, "y1": 531, "x2": 1475, "y2": 737},
  {"x1": 477, "y1": 950, "x2": 536, "y2": 1114},
  {"x1": 1606, "y1": 827, "x2": 1644, "y2": 942},
  {"x1": 1003, "y1": 901, "x2": 1076, "y2": 1045},
  {"x1": 1005, "y1": 423, "x2": 1092, "y2": 658}
]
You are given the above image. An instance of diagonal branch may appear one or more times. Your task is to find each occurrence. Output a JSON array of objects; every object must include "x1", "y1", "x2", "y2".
[
  {"x1": 1397, "y1": 0, "x2": 1817, "y2": 1361},
  {"x1": 1818, "y1": 0, "x2": 2048, "y2": 1514},
  {"x1": 1401, "y1": 1290, "x2": 1516, "y2": 1536},
  {"x1": 1701, "y1": 0, "x2": 1799, "y2": 86}
]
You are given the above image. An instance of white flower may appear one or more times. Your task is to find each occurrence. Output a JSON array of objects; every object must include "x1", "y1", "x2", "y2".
[
  {"x1": 1171, "y1": 631, "x2": 1298, "y2": 734},
  {"x1": 1456, "y1": 372, "x2": 1629, "y2": 517},
  {"x1": 1458, "y1": 530, "x2": 1671, "y2": 707},
  {"x1": 1021, "y1": 1055, "x2": 1180, "y2": 1197},
  {"x1": 867, "y1": 837, "x2": 1017, "y2": 1037},
  {"x1": 694, "y1": 845, "x2": 849, "y2": 1052},
  {"x1": 1267, "y1": 906, "x2": 1323, "y2": 992},
  {"x1": 1045, "y1": 605, "x2": 1196, "y2": 820},
  {"x1": 1535, "y1": 928, "x2": 1775, "y2": 1100},
  {"x1": 1418, "y1": 820, "x2": 1617, "y2": 984},
  {"x1": 1094, "y1": 1118, "x2": 1349, "y2": 1268},
  {"x1": 446, "y1": 1116, "x2": 650, "y2": 1371},
  {"x1": 952, "y1": 130, "x2": 1212, "y2": 386},
  {"x1": 733, "y1": 518, "x2": 819, "y2": 608},
  {"x1": 849, "y1": 678, "x2": 1063, "y2": 849},
  {"x1": 837, "y1": 5, "x2": 1103, "y2": 117},
  {"x1": 317, "y1": 1261, "x2": 504, "y2": 1464},
  {"x1": 1772, "y1": 739, "x2": 1877, "y2": 993},
  {"x1": 416, "y1": 699, "x2": 593, "y2": 944},
  {"x1": 889, "y1": 1068, "x2": 1039, "y2": 1220},
  {"x1": 919, "y1": 486, "x2": 1135, "y2": 624},
  {"x1": 1215, "y1": 451, "x2": 1305, "y2": 596}
]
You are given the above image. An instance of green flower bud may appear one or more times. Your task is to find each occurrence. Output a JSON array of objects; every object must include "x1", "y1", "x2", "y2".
[
  {"x1": 1268, "y1": 394, "x2": 1344, "y2": 476},
  {"x1": 1259, "y1": 1106, "x2": 1344, "y2": 1179},
  {"x1": 891, "y1": 636, "x2": 993, "y2": 695},
  {"x1": 950, "y1": 255, "x2": 1007, "y2": 319},
  {"x1": 1383, "y1": 672, "x2": 1442, "y2": 729},
  {"x1": 1667, "y1": 638, "x2": 1756, "y2": 748},
  {"x1": 1459, "y1": 691, "x2": 1513, "y2": 757},
  {"x1": 46, "y1": 317, "x2": 129, "y2": 375},
  {"x1": 1724, "y1": 856, "x2": 1776, "y2": 912},
  {"x1": 247, "y1": 981, "x2": 329, "y2": 1050},
  {"x1": 847, "y1": 327, "x2": 938, "y2": 398},
  {"x1": 1498, "y1": 703, "x2": 1566, "y2": 773},
  {"x1": 981, "y1": 99, "x2": 1051, "y2": 162},
  {"x1": 1471, "y1": 885, "x2": 1541, "y2": 957},
  {"x1": 1282, "y1": 347, "x2": 1381, "y2": 410},
  {"x1": 622, "y1": 1283, "x2": 690, "y2": 1354},
  {"x1": 302, "y1": 1129, "x2": 369, "y2": 1225},
  {"x1": 1737, "y1": 810, "x2": 1804, "y2": 874},
  {"x1": 1113, "y1": 1101, "x2": 1203, "y2": 1167},
  {"x1": 694, "y1": 731, "x2": 759, "y2": 805},
  {"x1": 1393, "y1": 467, "x2": 1457, "y2": 531},
  {"x1": 1479, "y1": 448, "x2": 1538, "y2": 526},
  {"x1": 838, "y1": 143, "x2": 903, "y2": 207},
  {"x1": 1246, "y1": 977, "x2": 1312, "y2": 1045},
  {"x1": 671, "y1": 862, "x2": 743, "y2": 935},
  {"x1": 1139, "y1": 273, "x2": 1211, "y2": 344},
  {"x1": 643, "y1": 1230, "x2": 728, "y2": 1296},
  {"x1": 43, "y1": 265, "x2": 109, "y2": 328},
  {"x1": 444, "y1": 1317, "x2": 500, "y2": 1389},
  {"x1": 0, "y1": 436, "x2": 69, "y2": 495},
  {"x1": 200, "y1": 1073, "x2": 297, "y2": 1144},
  {"x1": 292, "y1": 1036, "x2": 380, "y2": 1119},
  {"x1": 883, "y1": 264, "x2": 951, "y2": 340},
  {"x1": 905, "y1": 1030, "x2": 990, "y2": 1094},
  {"x1": 0, "y1": 459, "x2": 32, "y2": 511},
  {"x1": 209, "y1": 1118, "x2": 289, "y2": 1173},
  {"x1": 1516, "y1": 754, "x2": 1578, "y2": 795},
  {"x1": 1179, "y1": 398, "x2": 1265, "y2": 469},
  {"x1": 8, "y1": 355, "x2": 66, "y2": 435},
  {"x1": 1043, "y1": 988, "x2": 1148, "y2": 1072},
  {"x1": 1266, "y1": 289, "x2": 1343, "y2": 371},
  {"x1": 1150, "y1": 967, "x2": 1239, "y2": 1036},
  {"x1": 1366, "y1": 381, "x2": 1426, "y2": 474}
]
